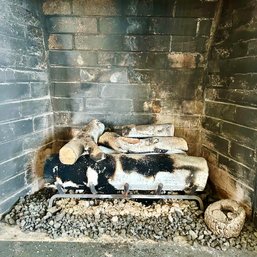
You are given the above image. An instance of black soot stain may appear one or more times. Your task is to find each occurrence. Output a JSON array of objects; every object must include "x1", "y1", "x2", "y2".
[
  {"x1": 184, "y1": 171, "x2": 197, "y2": 194},
  {"x1": 95, "y1": 154, "x2": 116, "y2": 178},
  {"x1": 120, "y1": 154, "x2": 174, "y2": 177}
]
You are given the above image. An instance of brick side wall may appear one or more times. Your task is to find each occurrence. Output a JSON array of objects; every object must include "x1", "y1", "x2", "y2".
[
  {"x1": 0, "y1": 0, "x2": 53, "y2": 215},
  {"x1": 44, "y1": 0, "x2": 217, "y2": 155},
  {"x1": 203, "y1": 0, "x2": 257, "y2": 213}
]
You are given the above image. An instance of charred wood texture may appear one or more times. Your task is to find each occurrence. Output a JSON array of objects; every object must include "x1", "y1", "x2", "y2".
[
  {"x1": 59, "y1": 119, "x2": 105, "y2": 165},
  {"x1": 99, "y1": 132, "x2": 188, "y2": 153}
]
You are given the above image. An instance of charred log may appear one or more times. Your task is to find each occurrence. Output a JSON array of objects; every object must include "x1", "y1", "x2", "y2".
[
  {"x1": 118, "y1": 124, "x2": 174, "y2": 138},
  {"x1": 59, "y1": 119, "x2": 105, "y2": 165},
  {"x1": 99, "y1": 132, "x2": 188, "y2": 153},
  {"x1": 45, "y1": 153, "x2": 208, "y2": 193}
]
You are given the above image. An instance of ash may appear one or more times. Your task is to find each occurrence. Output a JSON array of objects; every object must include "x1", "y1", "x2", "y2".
[{"x1": 2, "y1": 188, "x2": 257, "y2": 252}]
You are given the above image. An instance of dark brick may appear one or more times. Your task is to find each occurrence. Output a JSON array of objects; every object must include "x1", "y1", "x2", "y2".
[
  {"x1": 21, "y1": 99, "x2": 51, "y2": 117},
  {"x1": 85, "y1": 98, "x2": 133, "y2": 113},
  {"x1": 0, "y1": 18, "x2": 25, "y2": 38},
  {"x1": 43, "y1": 0, "x2": 71, "y2": 15},
  {"x1": 50, "y1": 67, "x2": 80, "y2": 82},
  {"x1": 0, "y1": 172, "x2": 26, "y2": 201},
  {"x1": 0, "y1": 52, "x2": 21, "y2": 68},
  {"x1": 3, "y1": 69, "x2": 15, "y2": 82},
  {"x1": 230, "y1": 21, "x2": 257, "y2": 42},
  {"x1": 228, "y1": 41, "x2": 248, "y2": 58},
  {"x1": 128, "y1": 69, "x2": 203, "y2": 87},
  {"x1": 247, "y1": 39, "x2": 257, "y2": 55},
  {"x1": 80, "y1": 83, "x2": 103, "y2": 98},
  {"x1": 0, "y1": 139, "x2": 23, "y2": 163},
  {"x1": 22, "y1": 128, "x2": 54, "y2": 151},
  {"x1": 123, "y1": 35, "x2": 170, "y2": 51},
  {"x1": 124, "y1": 0, "x2": 154, "y2": 16},
  {"x1": 51, "y1": 83, "x2": 81, "y2": 97},
  {"x1": 173, "y1": 115, "x2": 201, "y2": 129},
  {"x1": 221, "y1": 122, "x2": 257, "y2": 149},
  {"x1": 0, "y1": 83, "x2": 30, "y2": 102},
  {"x1": 231, "y1": 4, "x2": 255, "y2": 29},
  {"x1": 167, "y1": 52, "x2": 204, "y2": 69},
  {"x1": 6, "y1": 3, "x2": 41, "y2": 27},
  {"x1": 99, "y1": 17, "x2": 149, "y2": 35},
  {"x1": 46, "y1": 17, "x2": 97, "y2": 34},
  {"x1": 100, "y1": 83, "x2": 150, "y2": 100},
  {"x1": 227, "y1": 73, "x2": 257, "y2": 90},
  {"x1": 30, "y1": 82, "x2": 49, "y2": 98},
  {"x1": 49, "y1": 51, "x2": 97, "y2": 67},
  {"x1": 0, "y1": 186, "x2": 30, "y2": 215},
  {"x1": 54, "y1": 112, "x2": 106, "y2": 126},
  {"x1": 229, "y1": 141, "x2": 255, "y2": 168},
  {"x1": 99, "y1": 17, "x2": 197, "y2": 36},
  {"x1": 204, "y1": 132, "x2": 229, "y2": 156},
  {"x1": 205, "y1": 88, "x2": 257, "y2": 107},
  {"x1": 0, "y1": 119, "x2": 33, "y2": 143},
  {"x1": 218, "y1": 155, "x2": 255, "y2": 189},
  {"x1": 205, "y1": 101, "x2": 236, "y2": 122},
  {"x1": 80, "y1": 68, "x2": 128, "y2": 83},
  {"x1": 0, "y1": 36, "x2": 26, "y2": 53},
  {"x1": 198, "y1": 19, "x2": 213, "y2": 36},
  {"x1": 160, "y1": 100, "x2": 202, "y2": 115},
  {"x1": 150, "y1": 18, "x2": 197, "y2": 36},
  {"x1": 220, "y1": 56, "x2": 257, "y2": 75},
  {"x1": 54, "y1": 112, "x2": 73, "y2": 126},
  {"x1": 152, "y1": 0, "x2": 175, "y2": 16},
  {"x1": 132, "y1": 100, "x2": 147, "y2": 112},
  {"x1": 33, "y1": 114, "x2": 54, "y2": 131},
  {"x1": 26, "y1": 25, "x2": 43, "y2": 42},
  {"x1": 102, "y1": 113, "x2": 154, "y2": 127},
  {"x1": 75, "y1": 35, "x2": 123, "y2": 51},
  {"x1": 175, "y1": 0, "x2": 216, "y2": 18},
  {"x1": 171, "y1": 36, "x2": 207, "y2": 53},
  {"x1": 73, "y1": 0, "x2": 122, "y2": 16},
  {"x1": 202, "y1": 116, "x2": 222, "y2": 134},
  {"x1": 235, "y1": 106, "x2": 257, "y2": 128},
  {"x1": 52, "y1": 97, "x2": 84, "y2": 112},
  {"x1": 48, "y1": 34, "x2": 73, "y2": 50},
  {"x1": 11, "y1": 70, "x2": 47, "y2": 83},
  {"x1": 54, "y1": 127, "x2": 74, "y2": 141},
  {"x1": 98, "y1": 52, "x2": 169, "y2": 69},
  {"x1": 0, "y1": 103, "x2": 21, "y2": 122},
  {"x1": 0, "y1": 154, "x2": 30, "y2": 181}
]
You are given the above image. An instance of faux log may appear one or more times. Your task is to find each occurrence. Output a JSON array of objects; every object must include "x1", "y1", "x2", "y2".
[
  {"x1": 45, "y1": 153, "x2": 209, "y2": 192},
  {"x1": 108, "y1": 153, "x2": 209, "y2": 192},
  {"x1": 59, "y1": 119, "x2": 105, "y2": 165},
  {"x1": 119, "y1": 124, "x2": 174, "y2": 138},
  {"x1": 99, "y1": 132, "x2": 188, "y2": 153}
]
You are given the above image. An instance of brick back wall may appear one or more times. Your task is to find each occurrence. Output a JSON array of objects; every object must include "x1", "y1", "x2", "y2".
[
  {"x1": 203, "y1": 0, "x2": 257, "y2": 212},
  {"x1": 0, "y1": 0, "x2": 53, "y2": 216},
  {"x1": 44, "y1": 0, "x2": 217, "y2": 155}
]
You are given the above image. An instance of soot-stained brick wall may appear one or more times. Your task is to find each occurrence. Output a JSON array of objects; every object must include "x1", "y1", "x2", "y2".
[
  {"x1": 202, "y1": 0, "x2": 257, "y2": 213},
  {"x1": 0, "y1": 0, "x2": 53, "y2": 216},
  {"x1": 44, "y1": 0, "x2": 217, "y2": 155}
]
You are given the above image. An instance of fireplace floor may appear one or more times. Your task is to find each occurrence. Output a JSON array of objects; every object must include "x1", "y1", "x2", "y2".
[
  {"x1": 1, "y1": 188, "x2": 257, "y2": 255},
  {"x1": 0, "y1": 233, "x2": 256, "y2": 257}
]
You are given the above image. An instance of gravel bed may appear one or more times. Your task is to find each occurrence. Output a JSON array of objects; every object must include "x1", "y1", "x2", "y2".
[{"x1": 2, "y1": 188, "x2": 257, "y2": 252}]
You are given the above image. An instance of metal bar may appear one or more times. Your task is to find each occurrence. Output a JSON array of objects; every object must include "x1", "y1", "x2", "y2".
[
  {"x1": 48, "y1": 193, "x2": 204, "y2": 211},
  {"x1": 55, "y1": 183, "x2": 65, "y2": 194},
  {"x1": 123, "y1": 183, "x2": 129, "y2": 197},
  {"x1": 156, "y1": 183, "x2": 163, "y2": 194}
]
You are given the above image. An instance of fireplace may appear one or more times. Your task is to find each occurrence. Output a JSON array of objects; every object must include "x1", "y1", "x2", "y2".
[{"x1": 0, "y1": 0, "x2": 256, "y2": 234}]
